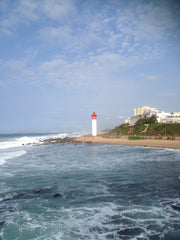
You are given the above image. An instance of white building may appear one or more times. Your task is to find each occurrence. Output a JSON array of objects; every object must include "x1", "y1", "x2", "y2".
[
  {"x1": 156, "y1": 111, "x2": 171, "y2": 123},
  {"x1": 143, "y1": 108, "x2": 159, "y2": 117},
  {"x1": 125, "y1": 106, "x2": 180, "y2": 124},
  {"x1": 157, "y1": 112, "x2": 180, "y2": 123},
  {"x1": 127, "y1": 115, "x2": 140, "y2": 124}
]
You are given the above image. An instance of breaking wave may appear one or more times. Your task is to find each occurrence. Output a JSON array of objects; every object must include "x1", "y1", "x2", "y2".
[
  {"x1": 0, "y1": 132, "x2": 83, "y2": 150},
  {"x1": 0, "y1": 150, "x2": 26, "y2": 166}
]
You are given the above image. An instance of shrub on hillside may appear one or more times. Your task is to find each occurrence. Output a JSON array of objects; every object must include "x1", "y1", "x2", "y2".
[{"x1": 135, "y1": 115, "x2": 157, "y2": 125}]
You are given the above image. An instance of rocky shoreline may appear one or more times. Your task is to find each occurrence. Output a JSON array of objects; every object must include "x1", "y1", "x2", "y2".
[{"x1": 40, "y1": 137, "x2": 77, "y2": 145}]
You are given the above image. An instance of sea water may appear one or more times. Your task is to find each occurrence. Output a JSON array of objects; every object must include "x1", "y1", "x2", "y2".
[{"x1": 0, "y1": 133, "x2": 180, "y2": 240}]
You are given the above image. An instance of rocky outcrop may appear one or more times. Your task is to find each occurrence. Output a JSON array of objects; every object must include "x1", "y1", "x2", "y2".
[
  {"x1": 0, "y1": 187, "x2": 61, "y2": 203},
  {"x1": 172, "y1": 204, "x2": 180, "y2": 211},
  {"x1": 40, "y1": 137, "x2": 77, "y2": 145},
  {"x1": 0, "y1": 221, "x2": 5, "y2": 227}
]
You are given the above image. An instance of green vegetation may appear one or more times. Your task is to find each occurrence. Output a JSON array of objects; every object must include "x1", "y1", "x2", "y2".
[
  {"x1": 132, "y1": 124, "x2": 146, "y2": 135},
  {"x1": 128, "y1": 136, "x2": 143, "y2": 140},
  {"x1": 135, "y1": 115, "x2": 157, "y2": 125},
  {"x1": 110, "y1": 115, "x2": 180, "y2": 137},
  {"x1": 111, "y1": 124, "x2": 132, "y2": 135},
  {"x1": 146, "y1": 123, "x2": 180, "y2": 136}
]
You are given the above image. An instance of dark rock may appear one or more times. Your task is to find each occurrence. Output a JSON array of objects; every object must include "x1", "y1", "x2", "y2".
[
  {"x1": 53, "y1": 193, "x2": 62, "y2": 198},
  {"x1": 172, "y1": 205, "x2": 180, "y2": 211},
  {"x1": 13, "y1": 192, "x2": 26, "y2": 199},
  {"x1": 2, "y1": 188, "x2": 50, "y2": 202},
  {"x1": 0, "y1": 221, "x2": 5, "y2": 227},
  {"x1": 1, "y1": 187, "x2": 55, "y2": 203},
  {"x1": 118, "y1": 228, "x2": 144, "y2": 236},
  {"x1": 40, "y1": 137, "x2": 77, "y2": 145},
  {"x1": 2, "y1": 192, "x2": 26, "y2": 202},
  {"x1": 0, "y1": 207, "x2": 16, "y2": 213},
  {"x1": 33, "y1": 188, "x2": 51, "y2": 194}
]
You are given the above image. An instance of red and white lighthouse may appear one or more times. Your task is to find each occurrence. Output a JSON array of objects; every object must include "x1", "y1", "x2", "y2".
[{"x1": 91, "y1": 112, "x2": 97, "y2": 137}]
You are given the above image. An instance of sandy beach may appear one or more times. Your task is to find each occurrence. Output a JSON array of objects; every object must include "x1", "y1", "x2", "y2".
[{"x1": 74, "y1": 134, "x2": 180, "y2": 149}]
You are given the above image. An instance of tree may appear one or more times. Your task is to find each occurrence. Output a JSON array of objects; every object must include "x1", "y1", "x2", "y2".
[
  {"x1": 135, "y1": 115, "x2": 157, "y2": 125},
  {"x1": 148, "y1": 115, "x2": 157, "y2": 124}
]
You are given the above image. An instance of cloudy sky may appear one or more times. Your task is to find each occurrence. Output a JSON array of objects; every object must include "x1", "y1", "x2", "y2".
[{"x1": 0, "y1": 0, "x2": 180, "y2": 133}]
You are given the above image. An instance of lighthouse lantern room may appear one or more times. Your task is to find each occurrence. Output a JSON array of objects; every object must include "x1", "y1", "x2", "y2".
[{"x1": 91, "y1": 112, "x2": 97, "y2": 137}]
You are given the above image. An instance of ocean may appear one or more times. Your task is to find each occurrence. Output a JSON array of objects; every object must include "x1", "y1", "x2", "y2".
[{"x1": 0, "y1": 132, "x2": 180, "y2": 240}]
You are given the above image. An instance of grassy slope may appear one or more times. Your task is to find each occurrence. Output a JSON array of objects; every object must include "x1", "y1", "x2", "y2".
[{"x1": 110, "y1": 123, "x2": 180, "y2": 136}]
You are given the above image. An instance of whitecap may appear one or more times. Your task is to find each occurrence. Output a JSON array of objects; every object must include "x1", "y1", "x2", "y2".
[
  {"x1": 0, "y1": 132, "x2": 85, "y2": 150},
  {"x1": 0, "y1": 138, "x2": 32, "y2": 149},
  {"x1": 0, "y1": 150, "x2": 26, "y2": 166},
  {"x1": 164, "y1": 148, "x2": 180, "y2": 153}
]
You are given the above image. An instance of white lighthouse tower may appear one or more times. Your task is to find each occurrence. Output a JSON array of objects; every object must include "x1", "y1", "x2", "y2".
[{"x1": 91, "y1": 112, "x2": 97, "y2": 137}]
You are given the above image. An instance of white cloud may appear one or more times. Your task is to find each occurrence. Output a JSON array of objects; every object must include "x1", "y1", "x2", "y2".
[
  {"x1": 0, "y1": 0, "x2": 179, "y2": 91},
  {"x1": 14, "y1": 1, "x2": 39, "y2": 21},
  {"x1": 0, "y1": 0, "x2": 178, "y2": 61},
  {"x1": 139, "y1": 74, "x2": 160, "y2": 81},
  {"x1": 24, "y1": 49, "x2": 38, "y2": 59},
  {"x1": 39, "y1": 26, "x2": 73, "y2": 46},
  {"x1": 42, "y1": 0, "x2": 76, "y2": 21},
  {"x1": 0, "y1": 52, "x2": 139, "y2": 89},
  {"x1": 0, "y1": 59, "x2": 35, "y2": 84},
  {"x1": 0, "y1": 0, "x2": 40, "y2": 35},
  {"x1": 0, "y1": 0, "x2": 76, "y2": 35},
  {"x1": 90, "y1": 53, "x2": 138, "y2": 72},
  {"x1": 135, "y1": 4, "x2": 175, "y2": 41}
]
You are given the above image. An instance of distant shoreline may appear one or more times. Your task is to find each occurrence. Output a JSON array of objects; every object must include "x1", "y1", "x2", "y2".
[{"x1": 73, "y1": 134, "x2": 180, "y2": 149}]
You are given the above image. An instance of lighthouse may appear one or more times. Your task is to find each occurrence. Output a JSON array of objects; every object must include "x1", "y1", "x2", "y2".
[{"x1": 91, "y1": 112, "x2": 97, "y2": 137}]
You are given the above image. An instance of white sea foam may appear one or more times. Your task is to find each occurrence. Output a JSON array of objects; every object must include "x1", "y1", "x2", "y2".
[
  {"x1": 0, "y1": 150, "x2": 26, "y2": 166},
  {"x1": 0, "y1": 137, "x2": 35, "y2": 149},
  {"x1": 0, "y1": 132, "x2": 84, "y2": 150},
  {"x1": 46, "y1": 131, "x2": 86, "y2": 139},
  {"x1": 0, "y1": 141, "x2": 179, "y2": 239},
  {"x1": 14, "y1": 201, "x2": 176, "y2": 239},
  {"x1": 164, "y1": 148, "x2": 180, "y2": 153}
]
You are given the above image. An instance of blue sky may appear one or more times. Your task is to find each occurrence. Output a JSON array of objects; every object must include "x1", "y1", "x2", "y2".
[{"x1": 0, "y1": 0, "x2": 180, "y2": 133}]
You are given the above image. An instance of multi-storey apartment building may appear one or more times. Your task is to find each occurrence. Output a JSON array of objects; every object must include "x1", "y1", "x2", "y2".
[
  {"x1": 134, "y1": 106, "x2": 150, "y2": 116},
  {"x1": 134, "y1": 106, "x2": 159, "y2": 116},
  {"x1": 157, "y1": 112, "x2": 180, "y2": 123},
  {"x1": 126, "y1": 106, "x2": 180, "y2": 124}
]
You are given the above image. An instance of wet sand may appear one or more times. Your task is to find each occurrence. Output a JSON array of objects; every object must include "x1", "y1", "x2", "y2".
[{"x1": 74, "y1": 135, "x2": 180, "y2": 149}]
